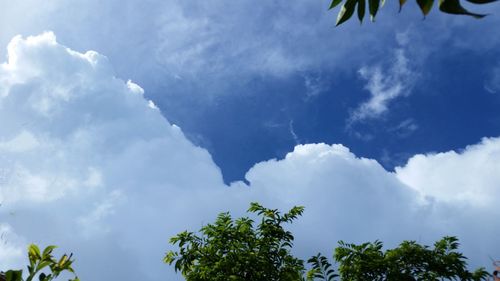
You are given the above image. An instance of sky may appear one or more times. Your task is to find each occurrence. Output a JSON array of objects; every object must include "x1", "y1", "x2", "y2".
[{"x1": 0, "y1": 0, "x2": 500, "y2": 280}]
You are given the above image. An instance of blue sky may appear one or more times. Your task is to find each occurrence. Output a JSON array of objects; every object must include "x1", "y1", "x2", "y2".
[{"x1": 1, "y1": 1, "x2": 500, "y2": 280}]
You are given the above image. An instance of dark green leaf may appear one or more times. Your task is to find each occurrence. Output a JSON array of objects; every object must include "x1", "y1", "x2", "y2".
[
  {"x1": 417, "y1": 0, "x2": 435, "y2": 15},
  {"x1": 329, "y1": 0, "x2": 344, "y2": 9},
  {"x1": 5, "y1": 270, "x2": 23, "y2": 281},
  {"x1": 358, "y1": 0, "x2": 366, "y2": 22},
  {"x1": 439, "y1": 0, "x2": 487, "y2": 17},
  {"x1": 337, "y1": 0, "x2": 358, "y2": 25},
  {"x1": 465, "y1": 0, "x2": 498, "y2": 3},
  {"x1": 369, "y1": 0, "x2": 381, "y2": 21}
]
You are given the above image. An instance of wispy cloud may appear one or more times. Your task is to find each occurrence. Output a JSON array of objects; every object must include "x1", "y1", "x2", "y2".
[
  {"x1": 389, "y1": 118, "x2": 419, "y2": 138},
  {"x1": 348, "y1": 45, "x2": 415, "y2": 123},
  {"x1": 289, "y1": 120, "x2": 300, "y2": 144},
  {"x1": 485, "y1": 63, "x2": 500, "y2": 94}
]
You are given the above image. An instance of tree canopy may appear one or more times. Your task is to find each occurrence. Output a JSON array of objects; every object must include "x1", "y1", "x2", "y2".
[
  {"x1": 1, "y1": 203, "x2": 492, "y2": 281},
  {"x1": 166, "y1": 202, "x2": 491, "y2": 281},
  {"x1": 164, "y1": 202, "x2": 306, "y2": 281},
  {"x1": 332, "y1": 236, "x2": 489, "y2": 280}
]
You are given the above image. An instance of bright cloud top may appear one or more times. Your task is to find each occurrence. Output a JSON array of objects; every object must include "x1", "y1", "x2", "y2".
[
  {"x1": 0, "y1": 32, "x2": 228, "y2": 280},
  {"x1": 396, "y1": 137, "x2": 500, "y2": 205},
  {"x1": 0, "y1": 33, "x2": 499, "y2": 281}
]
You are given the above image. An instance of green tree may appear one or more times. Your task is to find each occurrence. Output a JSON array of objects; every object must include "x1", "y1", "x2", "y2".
[
  {"x1": 0, "y1": 244, "x2": 79, "y2": 281},
  {"x1": 329, "y1": 0, "x2": 499, "y2": 26},
  {"x1": 164, "y1": 202, "x2": 306, "y2": 281},
  {"x1": 329, "y1": 236, "x2": 489, "y2": 280},
  {"x1": 166, "y1": 202, "x2": 490, "y2": 281}
]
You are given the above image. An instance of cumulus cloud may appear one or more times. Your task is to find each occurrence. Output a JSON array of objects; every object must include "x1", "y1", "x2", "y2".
[
  {"x1": 0, "y1": 33, "x2": 499, "y2": 281},
  {"x1": 396, "y1": 137, "x2": 500, "y2": 206},
  {"x1": 239, "y1": 140, "x2": 500, "y2": 267},
  {"x1": 0, "y1": 33, "x2": 229, "y2": 280}
]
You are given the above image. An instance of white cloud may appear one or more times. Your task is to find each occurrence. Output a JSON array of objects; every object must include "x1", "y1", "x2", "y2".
[
  {"x1": 349, "y1": 45, "x2": 415, "y2": 123},
  {"x1": 396, "y1": 137, "x2": 500, "y2": 206},
  {"x1": 0, "y1": 131, "x2": 40, "y2": 153},
  {"x1": 389, "y1": 118, "x2": 419, "y2": 138},
  {"x1": 0, "y1": 33, "x2": 228, "y2": 280},
  {"x1": 240, "y1": 140, "x2": 500, "y2": 268},
  {"x1": 0, "y1": 0, "x2": 407, "y2": 102},
  {"x1": 0, "y1": 33, "x2": 499, "y2": 281},
  {"x1": 485, "y1": 63, "x2": 500, "y2": 94},
  {"x1": 0, "y1": 224, "x2": 26, "y2": 270}
]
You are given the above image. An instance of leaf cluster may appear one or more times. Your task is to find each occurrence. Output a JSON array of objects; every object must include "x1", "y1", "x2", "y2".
[
  {"x1": 0, "y1": 244, "x2": 79, "y2": 281},
  {"x1": 334, "y1": 236, "x2": 490, "y2": 280},
  {"x1": 329, "y1": 0, "x2": 498, "y2": 26},
  {"x1": 164, "y1": 202, "x2": 306, "y2": 281},
  {"x1": 166, "y1": 203, "x2": 491, "y2": 281}
]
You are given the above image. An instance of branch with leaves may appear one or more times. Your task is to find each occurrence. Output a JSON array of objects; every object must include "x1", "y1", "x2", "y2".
[
  {"x1": 329, "y1": 0, "x2": 499, "y2": 25},
  {"x1": 166, "y1": 203, "x2": 491, "y2": 281},
  {"x1": 165, "y1": 202, "x2": 306, "y2": 281},
  {"x1": 1, "y1": 244, "x2": 79, "y2": 281}
]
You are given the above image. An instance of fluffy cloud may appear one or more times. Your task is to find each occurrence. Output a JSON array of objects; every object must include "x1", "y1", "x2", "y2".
[
  {"x1": 1, "y1": 33, "x2": 499, "y2": 281},
  {"x1": 0, "y1": 32, "x2": 229, "y2": 280},
  {"x1": 396, "y1": 137, "x2": 500, "y2": 205},
  {"x1": 241, "y1": 140, "x2": 500, "y2": 267}
]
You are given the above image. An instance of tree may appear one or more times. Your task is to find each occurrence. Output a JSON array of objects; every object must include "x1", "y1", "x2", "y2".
[
  {"x1": 0, "y1": 244, "x2": 79, "y2": 281},
  {"x1": 329, "y1": 0, "x2": 499, "y2": 26},
  {"x1": 164, "y1": 202, "x2": 306, "y2": 281},
  {"x1": 311, "y1": 236, "x2": 489, "y2": 280},
  {"x1": 166, "y1": 202, "x2": 491, "y2": 281}
]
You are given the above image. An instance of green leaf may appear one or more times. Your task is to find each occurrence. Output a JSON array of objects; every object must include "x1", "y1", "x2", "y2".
[
  {"x1": 464, "y1": 0, "x2": 498, "y2": 3},
  {"x1": 336, "y1": 0, "x2": 358, "y2": 25},
  {"x1": 329, "y1": 0, "x2": 344, "y2": 9},
  {"x1": 439, "y1": 0, "x2": 487, "y2": 17},
  {"x1": 42, "y1": 246, "x2": 57, "y2": 258},
  {"x1": 358, "y1": 0, "x2": 367, "y2": 22},
  {"x1": 35, "y1": 261, "x2": 52, "y2": 272},
  {"x1": 5, "y1": 270, "x2": 23, "y2": 281},
  {"x1": 417, "y1": 0, "x2": 435, "y2": 16},
  {"x1": 28, "y1": 244, "x2": 42, "y2": 261},
  {"x1": 369, "y1": 0, "x2": 381, "y2": 21}
]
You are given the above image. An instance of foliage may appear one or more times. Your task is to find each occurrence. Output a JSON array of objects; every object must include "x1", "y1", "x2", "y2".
[
  {"x1": 328, "y1": 0, "x2": 499, "y2": 26},
  {"x1": 334, "y1": 236, "x2": 490, "y2": 280},
  {"x1": 164, "y1": 202, "x2": 306, "y2": 281},
  {"x1": 0, "y1": 244, "x2": 79, "y2": 281},
  {"x1": 166, "y1": 203, "x2": 490, "y2": 281},
  {"x1": 307, "y1": 254, "x2": 338, "y2": 281}
]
